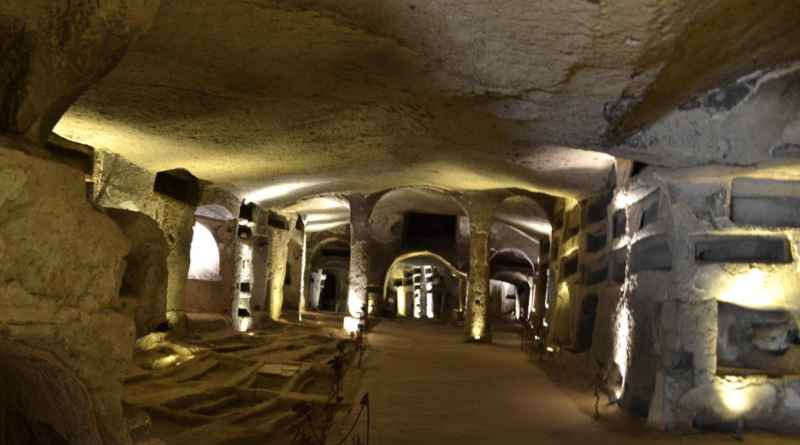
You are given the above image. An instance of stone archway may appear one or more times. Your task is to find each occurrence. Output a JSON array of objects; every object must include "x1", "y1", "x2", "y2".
[
  {"x1": 185, "y1": 205, "x2": 236, "y2": 315},
  {"x1": 490, "y1": 248, "x2": 536, "y2": 321},
  {"x1": 0, "y1": 342, "x2": 103, "y2": 445},
  {"x1": 383, "y1": 251, "x2": 466, "y2": 320},
  {"x1": 106, "y1": 209, "x2": 169, "y2": 338}
]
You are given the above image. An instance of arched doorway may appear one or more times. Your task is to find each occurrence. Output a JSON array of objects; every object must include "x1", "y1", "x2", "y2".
[
  {"x1": 305, "y1": 235, "x2": 351, "y2": 314},
  {"x1": 383, "y1": 252, "x2": 465, "y2": 320},
  {"x1": 370, "y1": 187, "x2": 469, "y2": 316},
  {"x1": 490, "y1": 249, "x2": 536, "y2": 321},
  {"x1": 0, "y1": 343, "x2": 103, "y2": 445},
  {"x1": 490, "y1": 196, "x2": 551, "y2": 322},
  {"x1": 185, "y1": 205, "x2": 236, "y2": 315}
]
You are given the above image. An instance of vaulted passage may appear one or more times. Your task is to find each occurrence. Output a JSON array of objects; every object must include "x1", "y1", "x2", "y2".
[{"x1": 2, "y1": 1, "x2": 800, "y2": 443}]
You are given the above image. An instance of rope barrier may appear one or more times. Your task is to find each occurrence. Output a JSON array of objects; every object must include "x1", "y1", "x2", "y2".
[{"x1": 291, "y1": 314, "x2": 371, "y2": 444}]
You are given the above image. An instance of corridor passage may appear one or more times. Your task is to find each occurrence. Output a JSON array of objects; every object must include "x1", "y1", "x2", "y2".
[{"x1": 339, "y1": 321, "x2": 797, "y2": 445}]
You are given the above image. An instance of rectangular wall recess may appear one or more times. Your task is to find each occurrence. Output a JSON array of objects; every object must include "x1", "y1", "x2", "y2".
[
  {"x1": 731, "y1": 178, "x2": 800, "y2": 227},
  {"x1": 695, "y1": 235, "x2": 792, "y2": 264}
]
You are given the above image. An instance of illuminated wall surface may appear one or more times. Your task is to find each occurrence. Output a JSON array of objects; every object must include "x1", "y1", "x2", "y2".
[
  {"x1": 3, "y1": 3, "x2": 800, "y2": 442},
  {"x1": 188, "y1": 223, "x2": 220, "y2": 280}
]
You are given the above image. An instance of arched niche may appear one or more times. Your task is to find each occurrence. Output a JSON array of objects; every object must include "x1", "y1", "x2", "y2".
[
  {"x1": 383, "y1": 251, "x2": 466, "y2": 320},
  {"x1": 0, "y1": 342, "x2": 102, "y2": 445},
  {"x1": 370, "y1": 187, "x2": 469, "y2": 302},
  {"x1": 106, "y1": 209, "x2": 169, "y2": 338},
  {"x1": 185, "y1": 205, "x2": 236, "y2": 315},
  {"x1": 309, "y1": 264, "x2": 349, "y2": 313},
  {"x1": 370, "y1": 187, "x2": 467, "y2": 246},
  {"x1": 491, "y1": 195, "x2": 550, "y2": 322},
  {"x1": 303, "y1": 235, "x2": 351, "y2": 313}
]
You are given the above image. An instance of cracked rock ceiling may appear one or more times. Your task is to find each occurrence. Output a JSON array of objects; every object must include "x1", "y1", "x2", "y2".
[{"x1": 53, "y1": 0, "x2": 800, "y2": 214}]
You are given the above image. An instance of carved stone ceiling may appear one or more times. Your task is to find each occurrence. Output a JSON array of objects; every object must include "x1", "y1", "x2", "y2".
[{"x1": 53, "y1": 0, "x2": 800, "y2": 210}]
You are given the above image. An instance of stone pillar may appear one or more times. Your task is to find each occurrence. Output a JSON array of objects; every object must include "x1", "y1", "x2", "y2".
[
  {"x1": 251, "y1": 236, "x2": 269, "y2": 311},
  {"x1": 265, "y1": 214, "x2": 298, "y2": 321},
  {"x1": 231, "y1": 235, "x2": 255, "y2": 329},
  {"x1": 534, "y1": 260, "x2": 549, "y2": 323},
  {"x1": 345, "y1": 193, "x2": 379, "y2": 319},
  {"x1": 457, "y1": 191, "x2": 504, "y2": 343},
  {"x1": 465, "y1": 214, "x2": 493, "y2": 341},
  {"x1": 160, "y1": 199, "x2": 196, "y2": 333}
]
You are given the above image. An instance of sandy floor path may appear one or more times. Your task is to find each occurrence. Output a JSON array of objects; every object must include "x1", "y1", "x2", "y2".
[{"x1": 337, "y1": 320, "x2": 798, "y2": 445}]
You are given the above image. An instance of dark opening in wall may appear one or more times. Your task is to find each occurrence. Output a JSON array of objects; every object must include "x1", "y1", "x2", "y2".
[
  {"x1": 320, "y1": 273, "x2": 337, "y2": 310},
  {"x1": 554, "y1": 215, "x2": 564, "y2": 231},
  {"x1": 284, "y1": 263, "x2": 291, "y2": 285},
  {"x1": 717, "y1": 301, "x2": 800, "y2": 375},
  {"x1": 629, "y1": 234, "x2": 672, "y2": 273},
  {"x1": 239, "y1": 202, "x2": 256, "y2": 222},
  {"x1": 239, "y1": 282, "x2": 251, "y2": 293},
  {"x1": 613, "y1": 209, "x2": 626, "y2": 239},
  {"x1": 587, "y1": 231, "x2": 607, "y2": 253},
  {"x1": 321, "y1": 249, "x2": 350, "y2": 258},
  {"x1": 562, "y1": 255, "x2": 579, "y2": 278},
  {"x1": 494, "y1": 258, "x2": 532, "y2": 269},
  {"x1": 153, "y1": 169, "x2": 201, "y2": 205},
  {"x1": 585, "y1": 267, "x2": 608, "y2": 286},
  {"x1": 44, "y1": 136, "x2": 94, "y2": 175},
  {"x1": 640, "y1": 193, "x2": 659, "y2": 230},
  {"x1": 402, "y1": 213, "x2": 456, "y2": 250},
  {"x1": 695, "y1": 235, "x2": 793, "y2": 264},
  {"x1": 237, "y1": 308, "x2": 251, "y2": 317},
  {"x1": 611, "y1": 249, "x2": 626, "y2": 282},
  {"x1": 267, "y1": 212, "x2": 290, "y2": 230},
  {"x1": 730, "y1": 178, "x2": 800, "y2": 227},
  {"x1": 393, "y1": 278, "x2": 403, "y2": 287},
  {"x1": 573, "y1": 294, "x2": 599, "y2": 352},
  {"x1": 586, "y1": 194, "x2": 611, "y2": 224},
  {"x1": 0, "y1": 344, "x2": 99, "y2": 445},
  {"x1": 237, "y1": 226, "x2": 252, "y2": 239},
  {"x1": 631, "y1": 161, "x2": 648, "y2": 177},
  {"x1": 563, "y1": 223, "x2": 580, "y2": 242}
]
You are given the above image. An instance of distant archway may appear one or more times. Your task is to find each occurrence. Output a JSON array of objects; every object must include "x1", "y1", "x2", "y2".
[
  {"x1": 188, "y1": 223, "x2": 220, "y2": 280},
  {"x1": 490, "y1": 195, "x2": 548, "y2": 322},
  {"x1": 383, "y1": 251, "x2": 465, "y2": 320},
  {"x1": 0, "y1": 342, "x2": 102, "y2": 445},
  {"x1": 185, "y1": 205, "x2": 236, "y2": 314}
]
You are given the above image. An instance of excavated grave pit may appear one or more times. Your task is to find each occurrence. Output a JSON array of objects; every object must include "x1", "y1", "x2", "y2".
[{"x1": 123, "y1": 321, "x2": 360, "y2": 444}]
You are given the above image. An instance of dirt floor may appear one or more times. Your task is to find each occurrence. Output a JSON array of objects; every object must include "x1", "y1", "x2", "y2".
[
  {"x1": 336, "y1": 319, "x2": 800, "y2": 445},
  {"x1": 125, "y1": 315, "x2": 800, "y2": 445},
  {"x1": 125, "y1": 312, "x2": 366, "y2": 445}
]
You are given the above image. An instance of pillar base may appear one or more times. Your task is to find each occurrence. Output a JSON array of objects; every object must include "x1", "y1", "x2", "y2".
[{"x1": 463, "y1": 333, "x2": 492, "y2": 344}]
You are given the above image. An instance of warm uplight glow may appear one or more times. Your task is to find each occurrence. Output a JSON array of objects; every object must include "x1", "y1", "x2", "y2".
[
  {"x1": 397, "y1": 287, "x2": 407, "y2": 317},
  {"x1": 348, "y1": 293, "x2": 365, "y2": 319},
  {"x1": 240, "y1": 244, "x2": 253, "y2": 283},
  {"x1": 721, "y1": 387, "x2": 749, "y2": 414},
  {"x1": 235, "y1": 316, "x2": 251, "y2": 332},
  {"x1": 343, "y1": 316, "x2": 360, "y2": 334},
  {"x1": 716, "y1": 268, "x2": 783, "y2": 309},
  {"x1": 426, "y1": 292, "x2": 434, "y2": 318},
  {"x1": 298, "y1": 232, "x2": 307, "y2": 321},
  {"x1": 148, "y1": 353, "x2": 195, "y2": 370},
  {"x1": 614, "y1": 292, "x2": 633, "y2": 395},
  {"x1": 614, "y1": 186, "x2": 658, "y2": 209},
  {"x1": 188, "y1": 222, "x2": 220, "y2": 280},
  {"x1": 244, "y1": 182, "x2": 312, "y2": 203}
]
